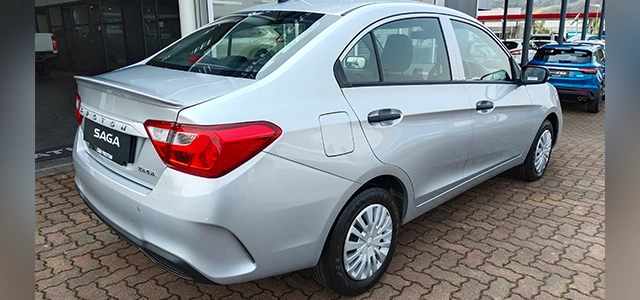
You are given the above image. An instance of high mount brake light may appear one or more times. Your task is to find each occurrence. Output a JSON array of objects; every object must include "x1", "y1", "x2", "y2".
[
  {"x1": 144, "y1": 120, "x2": 282, "y2": 178},
  {"x1": 75, "y1": 93, "x2": 83, "y2": 125}
]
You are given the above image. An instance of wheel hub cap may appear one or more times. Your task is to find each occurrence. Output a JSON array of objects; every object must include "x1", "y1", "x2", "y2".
[
  {"x1": 343, "y1": 204, "x2": 393, "y2": 281},
  {"x1": 534, "y1": 129, "x2": 553, "y2": 174}
]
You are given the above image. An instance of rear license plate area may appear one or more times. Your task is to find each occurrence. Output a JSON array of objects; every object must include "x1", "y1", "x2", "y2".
[{"x1": 83, "y1": 120, "x2": 136, "y2": 166}]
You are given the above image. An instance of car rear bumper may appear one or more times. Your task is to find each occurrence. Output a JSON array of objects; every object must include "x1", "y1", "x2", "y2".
[
  {"x1": 555, "y1": 87, "x2": 597, "y2": 102},
  {"x1": 72, "y1": 127, "x2": 357, "y2": 284},
  {"x1": 35, "y1": 51, "x2": 58, "y2": 64}
]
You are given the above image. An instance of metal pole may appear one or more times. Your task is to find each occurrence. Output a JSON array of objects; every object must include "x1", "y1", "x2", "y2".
[
  {"x1": 581, "y1": 0, "x2": 590, "y2": 40},
  {"x1": 558, "y1": 0, "x2": 568, "y2": 44},
  {"x1": 521, "y1": 0, "x2": 534, "y2": 67},
  {"x1": 501, "y1": 0, "x2": 509, "y2": 39},
  {"x1": 598, "y1": 0, "x2": 605, "y2": 39}
]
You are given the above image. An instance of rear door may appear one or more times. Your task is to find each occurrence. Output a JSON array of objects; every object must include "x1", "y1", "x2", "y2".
[
  {"x1": 337, "y1": 15, "x2": 474, "y2": 205},
  {"x1": 445, "y1": 18, "x2": 541, "y2": 178}
]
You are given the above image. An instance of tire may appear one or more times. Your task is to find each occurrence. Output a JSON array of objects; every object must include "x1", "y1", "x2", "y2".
[
  {"x1": 514, "y1": 120, "x2": 554, "y2": 181},
  {"x1": 313, "y1": 187, "x2": 400, "y2": 296},
  {"x1": 586, "y1": 86, "x2": 603, "y2": 113},
  {"x1": 36, "y1": 61, "x2": 53, "y2": 77}
]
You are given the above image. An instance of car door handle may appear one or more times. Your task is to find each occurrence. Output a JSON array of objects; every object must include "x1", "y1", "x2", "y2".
[
  {"x1": 368, "y1": 109, "x2": 402, "y2": 123},
  {"x1": 476, "y1": 100, "x2": 494, "y2": 110}
]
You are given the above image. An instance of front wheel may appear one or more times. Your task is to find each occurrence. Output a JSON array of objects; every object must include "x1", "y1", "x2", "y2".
[
  {"x1": 514, "y1": 120, "x2": 554, "y2": 181},
  {"x1": 313, "y1": 187, "x2": 400, "y2": 296}
]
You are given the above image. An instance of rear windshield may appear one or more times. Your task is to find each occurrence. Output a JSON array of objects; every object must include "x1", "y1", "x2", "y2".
[
  {"x1": 147, "y1": 11, "x2": 325, "y2": 79},
  {"x1": 502, "y1": 41, "x2": 518, "y2": 50},
  {"x1": 534, "y1": 48, "x2": 592, "y2": 64}
]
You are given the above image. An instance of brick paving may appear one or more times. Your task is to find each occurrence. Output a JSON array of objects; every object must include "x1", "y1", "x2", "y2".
[{"x1": 35, "y1": 102, "x2": 605, "y2": 299}]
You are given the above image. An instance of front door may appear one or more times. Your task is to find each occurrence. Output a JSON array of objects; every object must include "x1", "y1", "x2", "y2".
[{"x1": 447, "y1": 18, "x2": 541, "y2": 177}]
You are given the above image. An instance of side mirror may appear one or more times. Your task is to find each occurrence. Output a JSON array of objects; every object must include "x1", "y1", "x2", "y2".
[
  {"x1": 520, "y1": 66, "x2": 549, "y2": 85},
  {"x1": 345, "y1": 56, "x2": 367, "y2": 69}
]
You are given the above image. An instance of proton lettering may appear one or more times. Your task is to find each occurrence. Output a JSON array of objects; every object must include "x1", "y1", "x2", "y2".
[{"x1": 93, "y1": 128, "x2": 121, "y2": 147}]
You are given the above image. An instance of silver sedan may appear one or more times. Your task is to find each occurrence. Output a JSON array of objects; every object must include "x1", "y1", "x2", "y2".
[{"x1": 73, "y1": 0, "x2": 562, "y2": 296}]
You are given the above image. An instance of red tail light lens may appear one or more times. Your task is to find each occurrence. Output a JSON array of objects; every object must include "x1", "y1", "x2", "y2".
[
  {"x1": 144, "y1": 120, "x2": 282, "y2": 178},
  {"x1": 510, "y1": 49, "x2": 522, "y2": 55},
  {"x1": 75, "y1": 93, "x2": 83, "y2": 125},
  {"x1": 52, "y1": 36, "x2": 58, "y2": 52},
  {"x1": 579, "y1": 68, "x2": 598, "y2": 74}
]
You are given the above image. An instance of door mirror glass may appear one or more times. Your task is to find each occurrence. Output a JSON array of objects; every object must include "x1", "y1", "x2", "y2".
[{"x1": 521, "y1": 66, "x2": 549, "y2": 84}]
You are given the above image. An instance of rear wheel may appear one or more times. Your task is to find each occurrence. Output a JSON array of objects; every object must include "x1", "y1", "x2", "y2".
[
  {"x1": 586, "y1": 86, "x2": 603, "y2": 113},
  {"x1": 313, "y1": 187, "x2": 400, "y2": 296},
  {"x1": 36, "y1": 61, "x2": 53, "y2": 77},
  {"x1": 514, "y1": 120, "x2": 554, "y2": 181}
]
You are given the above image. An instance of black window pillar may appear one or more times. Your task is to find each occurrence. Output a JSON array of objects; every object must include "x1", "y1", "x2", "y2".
[
  {"x1": 558, "y1": 0, "x2": 568, "y2": 44},
  {"x1": 520, "y1": 0, "x2": 534, "y2": 67}
]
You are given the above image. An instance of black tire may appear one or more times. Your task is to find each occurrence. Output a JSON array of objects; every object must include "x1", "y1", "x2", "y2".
[
  {"x1": 586, "y1": 86, "x2": 603, "y2": 113},
  {"x1": 313, "y1": 187, "x2": 400, "y2": 296},
  {"x1": 36, "y1": 61, "x2": 53, "y2": 77},
  {"x1": 514, "y1": 120, "x2": 554, "y2": 181}
]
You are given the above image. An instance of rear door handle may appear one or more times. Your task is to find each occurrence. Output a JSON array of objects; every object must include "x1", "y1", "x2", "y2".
[
  {"x1": 476, "y1": 100, "x2": 494, "y2": 111},
  {"x1": 368, "y1": 109, "x2": 402, "y2": 123}
]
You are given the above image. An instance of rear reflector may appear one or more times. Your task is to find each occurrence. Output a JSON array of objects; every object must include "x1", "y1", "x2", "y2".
[
  {"x1": 144, "y1": 120, "x2": 282, "y2": 178},
  {"x1": 579, "y1": 68, "x2": 598, "y2": 74},
  {"x1": 75, "y1": 93, "x2": 83, "y2": 125}
]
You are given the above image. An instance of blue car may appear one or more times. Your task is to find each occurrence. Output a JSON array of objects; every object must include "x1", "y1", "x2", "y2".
[{"x1": 527, "y1": 43, "x2": 605, "y2": 113}]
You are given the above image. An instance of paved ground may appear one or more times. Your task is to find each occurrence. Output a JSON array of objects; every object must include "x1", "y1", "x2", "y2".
[{"x1": 35, "y1": 101, "x2": 605, "y2": 299}]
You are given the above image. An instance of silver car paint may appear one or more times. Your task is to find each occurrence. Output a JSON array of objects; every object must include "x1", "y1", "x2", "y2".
[{"x1": 73, "y1": 0, "x2": 562, "y2": 285}]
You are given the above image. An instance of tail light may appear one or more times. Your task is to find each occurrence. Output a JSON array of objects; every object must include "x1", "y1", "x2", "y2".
[
  {"x1": 51, "y1": 36, "x2": 58, "y2": 53},
  {"x1": 510, "y1": 49, "x2": 522, "y2": 55},
  {"x1": 75, "y1": 93, "x2": 83, "y2": 125},
  {"x1": 144, "y1": 120, "x2": 282, "y2": 178},
  {"x1": 579, "y1": 68, "x2": 598, "y2": 74}
]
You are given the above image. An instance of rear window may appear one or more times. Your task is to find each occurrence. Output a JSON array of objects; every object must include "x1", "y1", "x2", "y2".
[
  {"x1": 534, "y1": 48, "x2": 593, "y2": 64},
  {"x1": 146, "y1": 11, "x2": 325, "y2": 79},
  {"x1": 502, "y1": 41, "x2": 518, "y2": 50}
]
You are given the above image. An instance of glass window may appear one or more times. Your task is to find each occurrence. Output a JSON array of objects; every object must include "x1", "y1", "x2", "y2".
[
  {"x1": 73, "y1": 5, "x2": 90, "y2": 25},
  {"x1": 340, "y1": 34, "x2": 380, "y2": 83},
  {"x1": 49, "y1": 7, "x2": 63, "y2": 27},
  {"x1": 89, "y1": 2, "x2": 101, "y2": 23},
  {"x1": 105, "y1": 23, "x2": 128, "y2": 69},
  {"x1": 533, "y1": 48, "x2": 593, "y2": 64},
  {"x1": 102, "y1": 0, "x2": 123, "y2": 23},
  {"x1": 147, "y1": 11, "x2": 325, "y2": 79},
  {"x1": 36, "y1": 7, "x2": 49, "y2": 33},
  {"x1": 371, "y1": 18, "x2": 451, "y2": 82},
  {"x1": 451, "y1": 20, "x2": 513, "y2": 81}
]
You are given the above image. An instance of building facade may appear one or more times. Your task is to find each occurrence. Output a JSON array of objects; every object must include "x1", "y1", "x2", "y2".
[{"x1": 35, "y1": 0, "x2": 490, "y2": 75}]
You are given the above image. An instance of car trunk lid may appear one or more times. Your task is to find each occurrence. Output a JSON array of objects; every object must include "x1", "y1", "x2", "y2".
[{"x1": 75, "y1": 65, "x2": 255, "y2": 187}]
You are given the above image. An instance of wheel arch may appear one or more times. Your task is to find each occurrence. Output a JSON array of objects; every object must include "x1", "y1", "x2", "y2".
[{"x1": 544, "y1": 112, "x2": 560, "y2": 147}]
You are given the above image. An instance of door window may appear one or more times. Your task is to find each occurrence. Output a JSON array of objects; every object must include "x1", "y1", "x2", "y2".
[
  {"x1": 451, "y1": 20, "x2": 513, "y2": 81},
  {"x1": 338, "y1": 17, "x2": 451, "y2": 85}
]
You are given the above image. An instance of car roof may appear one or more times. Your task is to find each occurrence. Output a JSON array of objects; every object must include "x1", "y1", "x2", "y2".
[
  {"x1": 236, "y1": 0, "x2": 469, "y2": 17},
  {"x1": 539, "y1": 43, "x2": 602, "y2": 51}
]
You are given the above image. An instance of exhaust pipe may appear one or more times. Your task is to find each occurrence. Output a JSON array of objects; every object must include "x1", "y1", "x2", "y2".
[{"x1": 577, "y1": 96, "x2": 588, "y2": 102}]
